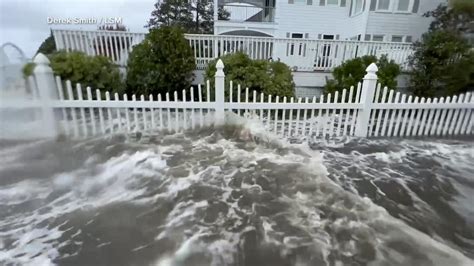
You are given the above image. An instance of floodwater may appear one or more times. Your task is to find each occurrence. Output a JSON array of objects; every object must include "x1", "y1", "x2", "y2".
[{"x1": 0, "y1": 121, "x2": 473, "y2": 266}]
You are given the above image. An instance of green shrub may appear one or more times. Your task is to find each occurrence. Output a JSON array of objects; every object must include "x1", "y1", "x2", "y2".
[
  {"x1": 126, "y1": 26, "x2": 196, "y2": 96},
  {"x1": 409, "y1": 31, "x2": 473, "y2": 97},
  {"x1": 324, "y1": 55, "x2": 400, "y2": 100},
  {"x1": 22, "y1": 51, "x2": 124, "y2": 94},
  {"x1": 205, "y1": 52, "x2": 295, "y2": 101}
]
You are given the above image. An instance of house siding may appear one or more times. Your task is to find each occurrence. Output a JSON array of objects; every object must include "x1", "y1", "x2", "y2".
[{"x1": 365, "y1": 0, "x2": 445, "y2": 41}]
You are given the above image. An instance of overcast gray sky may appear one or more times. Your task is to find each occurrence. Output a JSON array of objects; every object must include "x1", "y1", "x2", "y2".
[{"x1": 0, "y1": 0, "x2": 154, "y2": 58}]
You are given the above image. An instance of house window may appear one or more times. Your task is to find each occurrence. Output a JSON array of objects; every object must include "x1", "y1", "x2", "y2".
[
  {"x1": 352, "y1": 0, "x2": 364, "y2": 15},
  {"x1": 327, "y1": 0, "x2": 339, "y2": 5},
  {"x1": 405, "y1": 36, "x2": 412, "y2": 43},
  {"x1": 372, "y1": 35, "x2": 384, "y2": 42},
  {"x1": 391, "y1": 35, "x2": 403, "y2": 42},
  {"x1": 397, "y1": 0, "x2": 410, "y2": 11},
  {"x1": 292, "y1": 33, "x2": 304, "y2": 38},
  {"x1": 377, "y1": 0, "x2": 390, "y2": 10}
]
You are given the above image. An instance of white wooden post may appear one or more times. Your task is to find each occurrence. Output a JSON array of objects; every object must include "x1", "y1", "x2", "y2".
[
  {"x1": 214, "y1": 59, "x2": 225, "y2": 125},
  {"x1": 33, "y1": 53, "x2": 59, "y2": 138},
  {"x1": 354, "y1": 63, "x2": 378, "y2": 137}
]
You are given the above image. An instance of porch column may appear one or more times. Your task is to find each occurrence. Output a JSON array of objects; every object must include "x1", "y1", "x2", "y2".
[{"x1": 214, "y1": 0, "x2": 218, "y2": 21}]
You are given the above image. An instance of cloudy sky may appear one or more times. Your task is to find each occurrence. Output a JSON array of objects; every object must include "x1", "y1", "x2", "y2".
[{"x1": 0, "y1": 0, "x2": 154, "y2": 58}]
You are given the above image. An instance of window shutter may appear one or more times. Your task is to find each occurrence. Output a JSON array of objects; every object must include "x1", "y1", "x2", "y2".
[
  {"x1": 365, "y1": 34, "x2": 371, "y2": 41},
  {"x1": 370, "y1": 0, "x2": 376, "y2": 11},
  {"x1": 340, "y1": 0, "x2": 346, "y2": 7},
  {"x1": 319, "y1": 0, "x2": 325, "y2": 6},
  {"x1": 286, "y1": 32, "x2": 290, "y2": 38},
  {"x1": 412, "y1": 0, "x2": 420, "y2": 13},
  {"x1": 307, "y1": 0, "x2": 313, "y2": 5},
  {"x1": 305, "y1": 33, "x2": 309, "y2": 38},
  {"x1": 318, "y1": 34, "x2": 322, "y2": 39},
  {"x1": 336, "y1": 34, "x2": 340, "y2": 40},
  {"x1": 362, "y1": 0, "x2": 366, "y2": 11},
  {"x1": 349, "y1": 0, "x2": 353, "y2": 16}
]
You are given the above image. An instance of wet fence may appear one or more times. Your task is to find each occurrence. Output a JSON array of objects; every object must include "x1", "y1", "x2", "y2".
[{"x1": 1, "y1": 53, "x2": 472, "y2": 140}]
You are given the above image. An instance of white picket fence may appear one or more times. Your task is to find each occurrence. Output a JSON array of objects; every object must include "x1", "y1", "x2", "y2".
[
  {"x1": 1, "y1": 53, "x2": 472, "y2": 141},
  {"x1": 51, "y1": 29, "x2": 414, "y2": 71}
]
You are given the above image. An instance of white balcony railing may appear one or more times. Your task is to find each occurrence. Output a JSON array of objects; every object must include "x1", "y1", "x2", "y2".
[{"x1": 51, "y1": 29, "x2": 413, "y2": 71}]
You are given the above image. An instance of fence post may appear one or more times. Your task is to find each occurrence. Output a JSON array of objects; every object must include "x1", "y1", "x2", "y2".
[
  {"x1": 214, "y1": 59, "x2": 225, "y2": 125},
  {"x1": 33, "y1": 53, "x2": 59, "y2": 138},
  {"x1": 354, "y1": 63, "x2": 378, "y2": 137}
]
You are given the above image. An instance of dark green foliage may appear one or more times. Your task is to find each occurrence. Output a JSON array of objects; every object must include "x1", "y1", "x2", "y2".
[
  {"x1": 126, "y1": 26, "x2": 196, "y2": 96},
  {"x1": 408, "y1": 2, "x2": 474, "y2": 97},
  {"x1": 409, "y1": 30, "x2": 473, "y2": 97},
  {"x1": 205, "y1": 52, "x2": 295, "y2": 101},
  {"x1": 36, "y1": 33, "x2": 56, "y2": 55},
  {"x1": 147, "y1": 0, "x2": 229, "y2": 34},
  {"x1": 324, "y1": 55, "x2": 400, "y2": 99},
  {"x1": 22, "y1": 51, "x2": 124, "y2": 93}
]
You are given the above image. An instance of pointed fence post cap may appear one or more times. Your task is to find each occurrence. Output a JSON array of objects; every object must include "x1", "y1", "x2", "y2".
[
  {"x1": 364, "y1": 63, "x2": 379, "y2": 79},
  {"x1": 216, "y1": 59, "x2": 224, "y2": 70},
  {"x1": 215, "y1": 59, "x2": 225, "y2": 77},
  {"x1": 33, "y1": 53, "x2": 50, "y2": 65}
]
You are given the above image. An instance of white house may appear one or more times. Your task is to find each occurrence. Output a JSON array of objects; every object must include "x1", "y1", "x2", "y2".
[{"x1": 214, "y1": 0, "x2": 447, "y2": 42}]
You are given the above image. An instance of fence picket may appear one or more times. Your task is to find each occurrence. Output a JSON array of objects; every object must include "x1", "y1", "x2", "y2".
[
  {"x1": 344, "y1": 86, "x2": 354, "y2": 136},
  {"x1": 303, "y1": 97, "x2": 309, "y2": 136},
  {"x1": 198, "y1": 85, "x2": 203, "y2": 127},
  {"x1": 436, "y1": 97, "x2": 450, "y2": 136},
  {"x1": 338, "y1": 89, "x2": 346, "y2": 137},
  {"x1": 105, "y1": 91, "x2": 113, "y2": 134},
  {"x1": 282, "y1": 97, "x2": 287, "y2": 136},
  {"x1": 386, "y1": 92, "x2": 399, "y2": 137},
  {"x1": 330, "y1": 92, "x2": 338, "y2": 137},
  {"x1": 399, "y1": 95, "x2": 413, "y2": 136},
  {"x1": 442, "y1": 96, "x2": 457, "y2": 136},
  {"x1": 55, "y1": 76, "x2": 69, "y2": 135},
  {"x1": 369, "y1": 84, "x2": 381, "y2": 136},
  {"x1": 309, "y1": 96, "x2": 317, "y2": 138},
  {"x1": 288, "y1": 97, "x2": 295, "y2": 137},
  {"x1": 323, "y1": 94, "x2": 331, "y2": 138},
  {"x1": 150, "y1": 94, "x2": 156, "y2": 130},
  {"x1": 95, "y1": 90, "x2": 105, "y2": 134},
  {"x1": 380, "y1": 89, "x2": 394, "y2": 137},
  {"x1": 87, "y1": 87, "x2": 97, "y2": 135},
  {"x1": 460, "y1": 93, "x2": 472, "y2": 134},
  {"x1": 66, "y1": 81, "x2": 79, "y2": 137},
  {"x1": 410, "y1": 97, "x2": 424, "y2": 136},
  {"x1": 182, "y1": 89, "x2": 187, "y2": 130},
  {"x1": 406, "y1": 96, "x2": 419, "y2": 136},
  {"x1": 448, "y1": 94, "x2": 463, "y2": 135},
  {"x1": 124, "y1": 94, "x2": 131, "y2": 132},
  {"x1": 141, "y1": 95, "x2": 147, "y2": 131},
  {"x1": 394, "y1": 94, "x2": 406, "y2": 136},
  {"x1": 374, "y1": 86, "x2": 387, "y2": 137},
  {"x1": 165, "y1": 93, "x2": 171, "y2": 131},
  {"x1": 274, "y1": 96, "x2": 279, "y2": 134},
  {"x1": 133, "y1": 94, "x2": 139, "y2": 132},
  {"x1": 114, "y1": 93, "x2": 122, "y2": 132},
  {"x1": 417, "y1": 98, "x2": 430, "y2": 136},
  {"x1": 350, "y1": 83, "x2": 361, "y2": 136},
  {"x1": 190, "y1": 88, "x2": 195, "y2": 129},
  {"x1": 430, "y1": 97, "x2": 444, "y2": 136},
  {"x1": 295, "y1": 98, "x2": 302, "y2": 136},
  {"x1": 424, "y1": 98, "x2": 438, "y2": 136},
  {"x1": 76, "y1": 84, "x2": 88, "y2": 136},
  {"x1": 174, "y1": 91, "x2": 179, "y2": 132},
  {"x1": 454, "y1": 93, "x2": 469, "y2": 135}
]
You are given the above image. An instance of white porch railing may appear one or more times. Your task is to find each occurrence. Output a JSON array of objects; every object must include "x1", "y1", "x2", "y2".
[
  {"x1": 51, "y1": 29, "x2": 414, "y2": 72},
  {"x1": 3, "y1": 53, "x2": 472, "y2": 141}
]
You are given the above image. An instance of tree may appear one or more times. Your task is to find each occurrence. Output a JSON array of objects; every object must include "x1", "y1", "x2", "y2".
[
  {"x1": 205, "y1": 52, "x2": 295, "y2": 100},
  {"x1": 147, "y1": 0, "x2": 229, "y2": 34},
  {"x1": 36, "y1": 32, "x2": 56, "y2": 55},
  {"x1": 408, "y1": 2, "x2": 474, "y2": 97},
  {"x1": 126, "y1": 26, "x2": 196, "y2": 96},
  {"x1": 324, "y1": 55, "x2": 400, "y2": 100}
]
